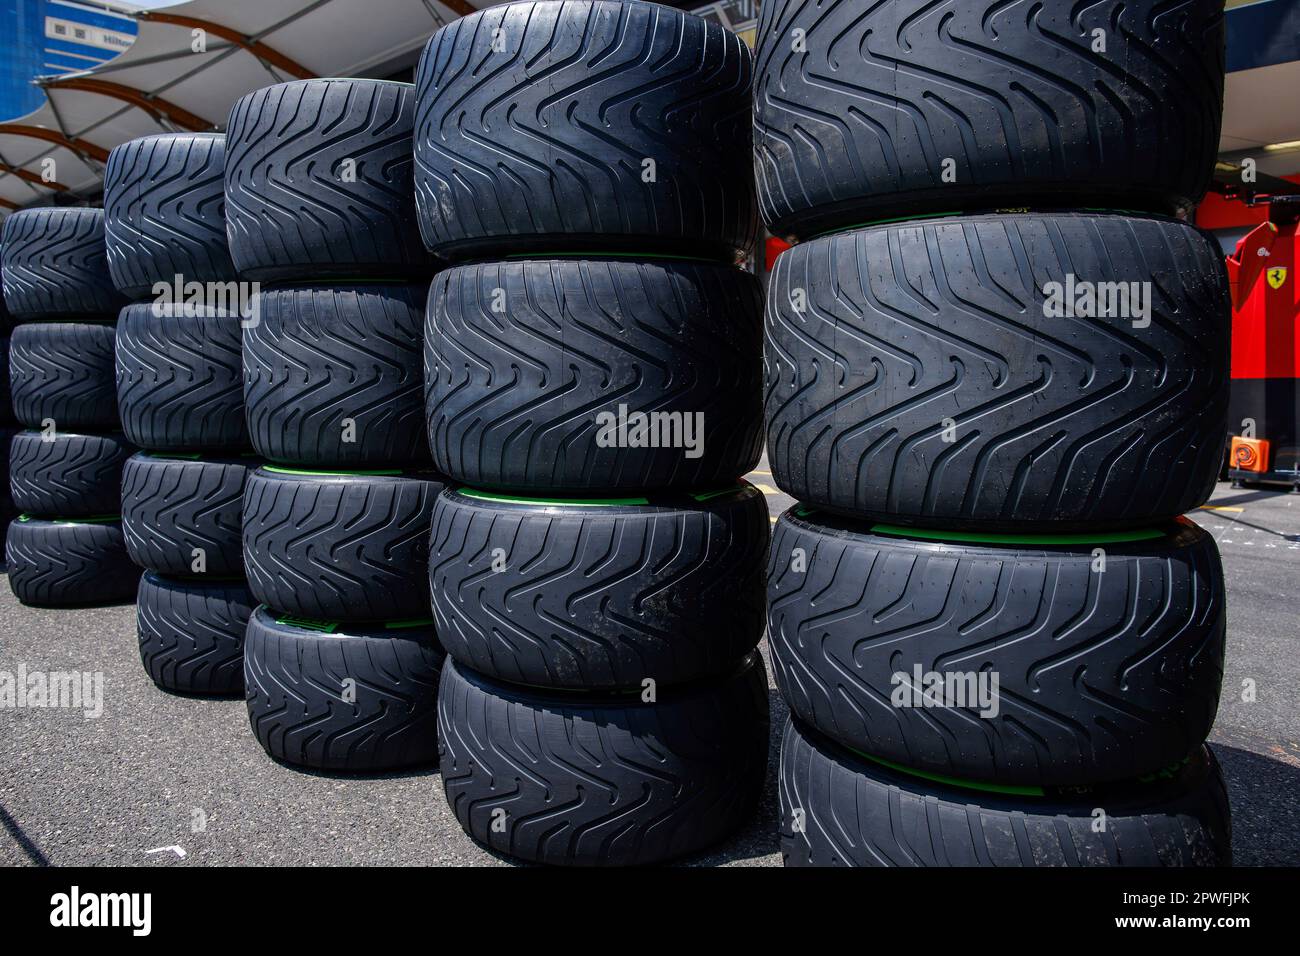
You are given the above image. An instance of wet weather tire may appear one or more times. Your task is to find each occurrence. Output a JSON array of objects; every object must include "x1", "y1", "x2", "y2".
[
  {"x1": 115, "y1": 302, "x2": 248, "y2": 451},
  {"x1": 9, "y1": 320, "x2": 120, "y2": 431},
  {"x1": 0, "y1": 208, "x2": 127, "y2": 317},
  {"x1": 753, "y1": 0, "x2": 1226, "y2": 238},
  {"x1": 244, "y1": 283, "x2": 428, "y2": 465},
  {"x1": 438, "y1": 653, "x2": 769, "y2": 866},
  {"x1": 430, "y1": 484, "x2": 769, "y2": 690},
  {"x1": 103, "y1": 133, "x2": 236, "y2": 299},
  {"x1": 8, "y1": 430, "x2": 132, "y2": 517},
  {"x1": 778, "y1": 719, "x2": 1230, "y2": 867},
  {"x1": 121, "y1": 453, "x2": 250, "y2": 578},
  {"x1": 224, "y1": 79, "x2": 430, "y2": 282},
  {"x1": 5, "y1": 517, "x2": 138, "y2": 607},
  {"x1": 243, "y1": 608, "x2": 444, "y2": 772},
  {"x1": 413, "y1": 0, "x2": 757, "y2": 261},
  {"x1": 137, "y1": 573, "x2": 253, "y2": 695},
  {"x1": 765, "y1": 213, "x2": 1230, "y2": 530},
  {"x1": 0, "y1": 429, "x2": 14, "y2": 552},
  {"x1": 426, "y1": 259, "x2": 763, "y2": 492},
  {"x1": 0, "y1": 334, "x2": 12, "y2": 424},
  {"x1": 242, "y1": 467, "x2": 444, "y2": 622},
  {"x1": 768, "y1": 511, "x2": 1226, "y2": 786}
]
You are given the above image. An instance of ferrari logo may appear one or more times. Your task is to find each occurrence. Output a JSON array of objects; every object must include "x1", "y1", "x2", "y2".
[{"x1": 1267, "y1": 267, "x2": 1288, "y2": 290}]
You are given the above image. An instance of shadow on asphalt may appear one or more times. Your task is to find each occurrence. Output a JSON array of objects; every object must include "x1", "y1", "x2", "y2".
[
  {"x1": 263, "y1": 756, "x2": 440, "y2": 784},
  {"x1": 1206, "y1": 488, "x2": 1299, "y2": 509},
  {"x1": 0, "y1": 803, "x2": 49, "y2": 866},
  {"x1": 1214, "y1": 744, "x2": 1300, "y2": 866}
]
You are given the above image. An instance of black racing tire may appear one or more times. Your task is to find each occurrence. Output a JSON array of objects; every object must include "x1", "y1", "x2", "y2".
[
  {"x1": 430, "y1": 484, "x2": 768, "y2": 690},
  {"x1": 0, "y1": 429, "x2": 14, "y2": 555},
  {"x1": 413, "y1": 0, "x2": 757, "y2": 261},
  {"x1": 9, "y1": 320, "x2": 120, "y2": 431},
  {"x1": 438, "y1": 652, "x2": 770, "y2": 866},
  {"x1": 121, "y1": 453, "x2": 251, "y2": 578},
  {"x1": 778, "y1": 718, "x2": 1231, "y2": 867},
  {"x1": 137, "y1": 572, "x2": 253, "y2": 696},
  {"x1": 242, "y1": 466, "x2": 444, "y2": 622},
  {"x1": 244, "y1": 607, "x2": 444, "y2": 772},
  {"x1": 0, "y1": 208, "x2": 128, "y2": 318},
  {"x1": 426, "y1": 258, "x2": 763, "y2": 492},
  {"x1": 115, "y1": 301, "x2": 248, "y2": 451},
  {"x1": 753, "y1": 0, "x2": 1226, "y2": 238},
  {"x1": 224, "y1": 79, "x2": 431, "y2": 282},
  {"x1": 244, "y1": 283, "x2": 429, "y2": 465},
  {"x1": 0, "y1": 334, "x2": 12, "y2": 424},
  {"x1": 103, "y1": 133, "x2": 236, "y2": 300},
  {"x1": 5, "y1": 516, "x2": 139, "y2": 607},
  {"x1": 8, "y1": 430, "x2": 133, "y2": 517},
  {"x1": 765, "y1": 212, "x2": 1230, "y2": 530},
  {"x1": 768, "y1": 510, "x2": 1226, "y2": 787}
]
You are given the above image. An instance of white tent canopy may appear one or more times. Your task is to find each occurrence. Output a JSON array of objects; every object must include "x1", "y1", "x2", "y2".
[{"x1": 0, "y1": 0, "x2": 482, "y2": 215}]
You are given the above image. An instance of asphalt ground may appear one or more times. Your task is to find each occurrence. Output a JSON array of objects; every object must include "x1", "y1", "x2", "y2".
[{"x1": 1, "y1": 468, "x2": 1298, "y2": 867}]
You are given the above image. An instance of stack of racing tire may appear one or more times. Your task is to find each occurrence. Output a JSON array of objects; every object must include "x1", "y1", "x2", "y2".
[
  {"x1": 223, "y1": 77, "x2": 445, "y2": 772},
  {"x1": 2, "y1": 207, "x2": 137, "y2": 607},
  {"x1": 756, "y1": 0, "x2": 1234, "y2": 867},
  {"x1": 415, "y1": 0, "x2": 770, "y2": 865},
  {"x1": 1, "y1": 289, "x2": 14, "y2": 559},
  {"x1": 105, "y1": 132, "x2": 257, "y2": 697}
]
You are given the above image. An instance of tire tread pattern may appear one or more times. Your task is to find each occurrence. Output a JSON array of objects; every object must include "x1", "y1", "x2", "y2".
[
  {"x1": 103, "y1": 133, "x2": 235, "y2": 299},
  {"x1": 414, "y1": 0, "x2": 757, "y2": 259},
  {"x1": 753, "y1": 0, "x2": 1226, "y2": 236},
  {"x1": 426, "y1": 258, "x2": 763, "y2": 491},
  {"x1": 121, "y1": 453, "x2": 249, "y2": 577},
  {"x1": 116, "y1": 302, "x2": 248, "y2": 451},
  {"x1": 224, "y1": 79, "x2": 430, "y2": 281},
  {"x1": 438, "y1": 654, "x2": 770, "y2": 866},
  {"x1": 430, "y1": 486, "x2": 769, "y2": 689},
  {"x1": 245, "y1": 284, "x2": 428, "y2": 465},
  {"x1": 8, "y1": 430, "x2": 132, "y2": 516},
  {"x1": 1, "y1": 208, "x2": 128, "y2": 316},
  {"x1": 244, "y1": 608, "x2": 444, "y2": 771},
  {"x1": 5, "y1": 517, "x2": 139, "y2": 607},
  {"x1": 765, "y1": 213, "x2": 1230, "y2": 529},
  {"x1": 10, "y1": 321, "x2": 120, "y2": 431},
  {"x1": 242, "y1": 468, "x2": 442, "y2": 621},
  {"x1": 137, "y1": 572, "x2": 252, "y2": 695},
  {"x1": 779, "y1": 718, "x2": 1231, "y2": 867},
  {"x1": 768, "y1": 511, "x2": 1226, "y2": 785}
]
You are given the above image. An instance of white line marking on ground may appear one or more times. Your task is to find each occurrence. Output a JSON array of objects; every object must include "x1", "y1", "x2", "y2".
[{"x1": 145, "y1": 845, "x2": 186, "y2": 858}]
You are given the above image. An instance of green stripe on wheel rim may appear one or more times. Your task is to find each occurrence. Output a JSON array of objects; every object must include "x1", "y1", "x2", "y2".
[
  {"x1": 273, "y1": 614, "x2": 339, "y2": 633},
  {"x1": 17, "y1": 514, "x2": 120, "y2": 524},
  {"x1": 384, "y1": 619, "x2": 435, "y2": 630},
  {"x1": 849, "y1": 746, "x2": 1046, "y2": 798},
  {"x1": 690, "y1": 484, "x2": 749, "y2": 502},
  {"x1": 867, "y1": 524, "x2": 1168, "y2": 546},
  {"x1": 263, "y1": 465, "x2": 403, "y2": 478},
  {"x1": 457, "y1": 488, "x2": 650, "y2": 507}
]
